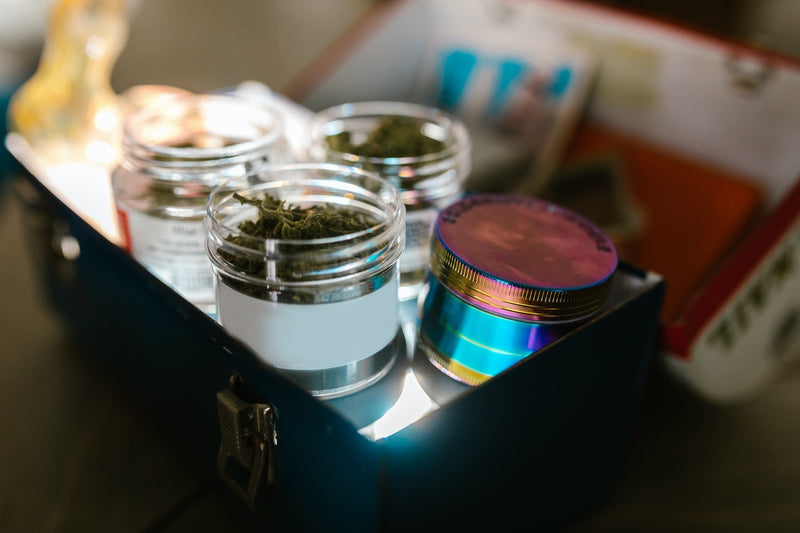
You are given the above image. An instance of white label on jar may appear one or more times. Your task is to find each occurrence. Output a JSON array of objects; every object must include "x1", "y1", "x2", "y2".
[
  {"x1": 217, "y1": 276, "x2": 399, "y2": 371},
  {"x1": 120, "y1": 208, "x2": 215, "y2": 303},
  {"x1": 401, "y1": 208, "x2": 438, "y2": 272}
]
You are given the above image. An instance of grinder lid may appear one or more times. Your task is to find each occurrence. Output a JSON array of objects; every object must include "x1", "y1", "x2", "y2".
[{"x1": 430, "y1": 194, "x2": 618, "y2": 322}]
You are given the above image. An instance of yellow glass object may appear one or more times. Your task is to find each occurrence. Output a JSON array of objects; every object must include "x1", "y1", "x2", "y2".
[{"x1": 8, "y1": 0, "x2": 128, "y2": 167}]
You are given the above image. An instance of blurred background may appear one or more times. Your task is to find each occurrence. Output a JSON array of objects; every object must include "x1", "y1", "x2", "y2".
[
  {"x1": 1, "y1": 0, "x2": 799, "y2": 531},
  {"x1": 114, "y1": 0, "x2": 800, "y2": 94}
]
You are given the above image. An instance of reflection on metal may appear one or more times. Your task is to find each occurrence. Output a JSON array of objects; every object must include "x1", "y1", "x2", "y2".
[
  {"x1": 53, "y1": 221, "x2": 81, "y2": 261},
  {"x1": 360, "y1": 370, "x2": 438, "y2": 441},
  {"x1": 6, "y1": 133, "x2": 123, "y2": 244}
]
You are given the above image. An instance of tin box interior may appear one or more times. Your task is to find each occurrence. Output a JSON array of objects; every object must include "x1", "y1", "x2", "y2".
[
  {"x1": 16, "y1": 168, "x2": 664, "y2": 531},
  {"x1": 6, "y1": 105, "x2": 667, "y2": 533}
]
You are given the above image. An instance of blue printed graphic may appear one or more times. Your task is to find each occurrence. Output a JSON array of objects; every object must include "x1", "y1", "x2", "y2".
[
  {"x1": 548, "y1": 65, "x2": 573, "y2": 97},
  {"x1": 488, "y1": 58, "x2": 528, "y2": 115},
  {"x1": 439, "y1": 50, "x2": 478, "y2": 109},
  {"x1": 438, "y1": 48, "x2": 574, "y2": 117}
]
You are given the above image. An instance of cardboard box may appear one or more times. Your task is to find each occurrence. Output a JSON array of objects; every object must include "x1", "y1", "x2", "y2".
[{"x1": 287, "y1": 0, "x2": 800, "y2": 403}]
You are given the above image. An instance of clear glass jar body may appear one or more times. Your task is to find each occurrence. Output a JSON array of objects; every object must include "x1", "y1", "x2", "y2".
[
  {"x1": 308, "y1": 101, "x2": 471, "y2": 301},
  {"x1": 206, "y1": 163, "x2": 406, "y2": 398},
  {"x1": 111, "y1": 94, "x2": 290, "y2": 314}
]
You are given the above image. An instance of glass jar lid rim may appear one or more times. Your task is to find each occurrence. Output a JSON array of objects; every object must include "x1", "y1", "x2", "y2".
[
  {"x1": 208, "y1": 163, "x2": 404, "y2": 247},
  {"x1": 122, "y1": 93, "x2": 285, "y2": 160}
]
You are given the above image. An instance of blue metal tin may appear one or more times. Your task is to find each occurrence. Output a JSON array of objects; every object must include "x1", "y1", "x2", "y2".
[{"x1": 14, "y1": 162, "x2": 664, "y2": 532}]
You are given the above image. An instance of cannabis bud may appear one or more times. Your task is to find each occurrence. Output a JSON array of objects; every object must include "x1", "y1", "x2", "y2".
[
  {"x1": 220, "y1": 192, "x2": 378, "y2": 292},
  {"x1": 327, "y1": 115, "x2": 445, "y2": 158}
]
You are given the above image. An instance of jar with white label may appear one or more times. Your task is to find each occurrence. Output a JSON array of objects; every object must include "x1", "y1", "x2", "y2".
[
  {"x1": 111, "y1": 93, "x2": 289, "y2": 315},
  {"x1": 206, "y1": 163, "x2": 406, "y2": 398},
  {"x1": 308, "y1": 101, "x2": 471, "y2": 301}
]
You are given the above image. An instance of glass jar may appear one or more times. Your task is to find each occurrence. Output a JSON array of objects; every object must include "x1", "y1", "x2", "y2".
[
  {"x1": 206, "y1": 163, "x2": 406, "y2": 398},
  {"x1": 417, "y1": 194, "x2": 618, "y2": 386},
  {"x1": 308, "y1": 101, "x2": 471, "y2": 302},
  {"x1": 7, "y1": 0, "x2": 129, "y2": 169},
  {"x1": 111, "y1": 93, "x2": 289, "y2": 315}
]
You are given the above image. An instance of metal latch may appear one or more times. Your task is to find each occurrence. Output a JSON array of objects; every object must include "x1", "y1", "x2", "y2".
[{"x1": 216, "y1": 376, "x2": 277, "y2": 508}]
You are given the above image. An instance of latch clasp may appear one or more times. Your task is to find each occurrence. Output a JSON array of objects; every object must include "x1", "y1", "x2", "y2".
[{"x1": 216, "y1": 376, "x2": 277, "y2": 508}]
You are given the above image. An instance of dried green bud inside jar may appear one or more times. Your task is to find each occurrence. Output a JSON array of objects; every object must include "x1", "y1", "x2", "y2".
[
  {"x1": 206, "y1": 163, "x2": 406, "y2": 398},
  {"x1": 309, "y1": 101, "x2": 471, "y2": 301}
]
